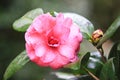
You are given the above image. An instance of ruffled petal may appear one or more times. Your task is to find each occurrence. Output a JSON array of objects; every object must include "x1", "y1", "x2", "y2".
[
  {"x1": 51, "y1": 14, "x2": 73, "y2": 44},
  {"x1": 66, "y1": 24, "x2": 82, "y2": 52},
  {"x1": 25, "y1": 32, "x2": 43, "y2": 44},
  {"x1": 49, "y1": 54, "x2": 69, "y2": 69},
  {"x1": 35, "y1": 58, "x2": 49, "y2": 67},
  {"x1": 35, "y1": 44, "x2": 46, "y2": 57},
  {"x1": 69, "y1": 24, "x2": 82, "y2": 42},
  {"x1": 26, "y1": 43, "x2": 36, "y2": 60},
  {"x1": 59, "y1": 45, "x2": 75, "y2": 59},
  {"x1": 26, "y1": 43, "x2": 49, "y2": 67},
  {"x1": 33, "y1": 13, "x2": 56, "y2": 33},
  {"x1": 41, "y1": 49, "x2": 56, "y2": 63}
]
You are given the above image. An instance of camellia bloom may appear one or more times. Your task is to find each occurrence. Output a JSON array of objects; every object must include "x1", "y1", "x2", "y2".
[{"x1": 25, "y1": 13, "x2": 82, "y2": 69}]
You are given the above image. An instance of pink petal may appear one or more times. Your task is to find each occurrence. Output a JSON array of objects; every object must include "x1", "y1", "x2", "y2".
[
  {"x1": 35, "y1": 45, "x2": 46, "y2": 57},
  {"x1": 63, "y1": 17, "x2": 72, "y2": 28},
  {"x1": 33, "y1": 13, "x2": 55, "y2": 33},
  {"x1": 26, "y1": 24, "x2": 35, "y2": 32},
  {"x1": 59, "y1": 45, "x2": 75, "y2": 59},
  {"x1": 25, "y1": 32, "x2": 39, "y2": 44},
  {"x1": 41, "y1": 50, "x2": 56, "y2": 63},
  {"x1": 49, "y1": 54, "x2": 69, "y2": 69},
  {"x1": 29, "y1": 55, "x2": 49, "y2": 67},
  {"x1": 56, "y1": 13, "x2": 72, "y2": 29},
  {"x1": 32, "y1": 18, "x2": 43, "y2": 33},
  {"x1": 56, "y1": 13, "x2": 64, "y2": 24},
  {"x1": 26, "y1": 43, "x2": 36, "y2": 60},
  {"x1": 52, "y1": 14, "x2": 74, "y2": 43},
  {"x1": 70, "y1": 56, "x2": 78, "y2": 62},
  {"x1": 26, "y1": 43, "x2": 49, "y2": 67},
  {"x1": 65, "y1": 24, "x2": 82, "y2": 52},
  {"x1": 69, "y1": 24, "x2": 82, "y2": 42},
  {"x1": 35, "y1": 58, "x2": 49, "y2": 67}
]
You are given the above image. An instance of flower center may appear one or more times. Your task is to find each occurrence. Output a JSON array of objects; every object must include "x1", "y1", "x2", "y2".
[{"x1": 48, "y1": 36, "x2": 59, "y2": 47}]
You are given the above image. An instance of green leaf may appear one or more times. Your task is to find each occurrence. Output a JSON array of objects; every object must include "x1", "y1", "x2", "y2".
[
  {"x1": 87, "y1": 51, "x2": 103, "y2": 76},
  {"x1": 80, "y1": 39, "x2": 96, "y2": 54},
  {"x1": 100, "y1": 58, "x2": 117, "y2": 80},
  {"x1": 81, "y1": 52, "x2": 90, "y2": 66},
  {"x1": 64, "y1": 52, "x2": 90, "y2": 70},
  {"x1": 63, "y1": 13, "x2": 94, "y2": 40},
  {"x1": 118, "y1": 43, "x2": 120, "y2": 50},
  {"x1": 13, "y1": 8, "x2": 43, "y2": 32},
  {"x1": 53, "y1": 72, "x2": 94, "y2": 80},
  {"x1": 108, "y1": 42, "x2": 120, "y2": 80},
  {"x1": 24, "y1": 8, "x2": 44, "y2": 20},
  {"x1": 13, "y1": 17, "x2": 32, "y2": 32},
  {"x1": 97, "y1": 16, "x2": 120, "y2": 48},
  {"x1": 108, "y1": 42, "x2": 120, "y2": 59},
  {"x1": 3, "y1": 50, "x2": 29, "y2": 80},
  {"x1": 64, "y1": 59, "x2": 80, "y2": 70},
  {"x1": 53, "y1": 72, "x2": 76, "y2": 80}
]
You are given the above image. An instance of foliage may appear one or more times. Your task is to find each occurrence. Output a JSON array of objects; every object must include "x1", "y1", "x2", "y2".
[
  {"x1": 3, "y1": 51, "x2": 29, "y2": 80},
  {"x1": 13, "y1": 8, "x2": 43, "y2": 32},
  {"x1": 3, "y1": 8, "x2": 120, "y2": 80}
]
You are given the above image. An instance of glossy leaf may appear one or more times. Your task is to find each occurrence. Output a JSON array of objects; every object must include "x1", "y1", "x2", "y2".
[
  {"x1": 13, "y1": 17, "x2": 32, "y2": 32},
  {"x1": 24, "y1": 8, "x2": 44, "y2": 20},
  {"x1": 81, "y1": 52, "x2": 90, "y2": 66},
  {"x1": 108, "y1": 42, "x2": 120, "y2": 80},
  {"x1": 53, "y1": 72, "x2": 76, "y2": 80},
  {"x1": 64, "y1": 52, "x2": 90, "y2": 70},
  {"x1": 64, "y1": 59, "x2": 80, "y2": 70},
  {"x1": 118, "y1": 43, "x2": 120, "y2": 50},
  {"x1": 80, "y1": 39, "x2": 96, "y2": 54},
  {"x1": 87, "y1": 51, "x2": 103, "y2": 76},
  {"x1": 63, "y1": 13, "x2": 94, "y2": 40},
  {"x1": 100, "y1": 58, "x2": 116, "y2": 80},
  {"x1": 108, "y1": 42, "x2": 120, "y2": 58},
  {"x1": 97, "y1": 16, "x2": 120, "y2": 48},
  {"x1": 3, "y1": 50, "x2": 29, "y2": 80},
  {"x1": 13, "y1": 8, "x2": 43, "y2": 32},
  {"x1": 53, "y1": 72, "x2": 94, "y2": 80}
]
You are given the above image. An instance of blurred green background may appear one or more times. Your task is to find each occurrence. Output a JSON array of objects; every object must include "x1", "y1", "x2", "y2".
[{"x1": 0, "y1": 0, "x2": 120, "y2": 80}]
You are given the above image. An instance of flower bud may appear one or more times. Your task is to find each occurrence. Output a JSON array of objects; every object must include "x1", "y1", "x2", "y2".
[{"x1": 92, "y1": 29, "x2": 103, "y2": 45}]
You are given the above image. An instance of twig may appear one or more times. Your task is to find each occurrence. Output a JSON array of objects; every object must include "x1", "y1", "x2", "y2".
[
  {"x1": 97, "y1": 46, "x2": 106, "y2": 63},
  {"x1": 84, "y1": 68, "x2": 100, "y2": 80}
]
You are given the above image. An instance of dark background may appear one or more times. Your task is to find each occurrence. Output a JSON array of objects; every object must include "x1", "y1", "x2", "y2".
[{"x1": 0, "y1": 0, "x2": 120, "y2": 80}]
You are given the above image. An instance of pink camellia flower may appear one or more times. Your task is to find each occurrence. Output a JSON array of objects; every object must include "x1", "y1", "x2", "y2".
[{"x1": 25, "y1": 13, "x2": 82, "y2": 69}]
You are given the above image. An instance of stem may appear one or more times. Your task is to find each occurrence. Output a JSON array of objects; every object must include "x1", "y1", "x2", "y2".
[
  {"x1": 97, "y1": 46, "x2": 106, "y2": 63},
  {"x1": 84, "y1": 68, "x2": 99, "y2": 80},
  {"x1": 97, "y1": 16, "x2": 120, "y2": 48}
]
